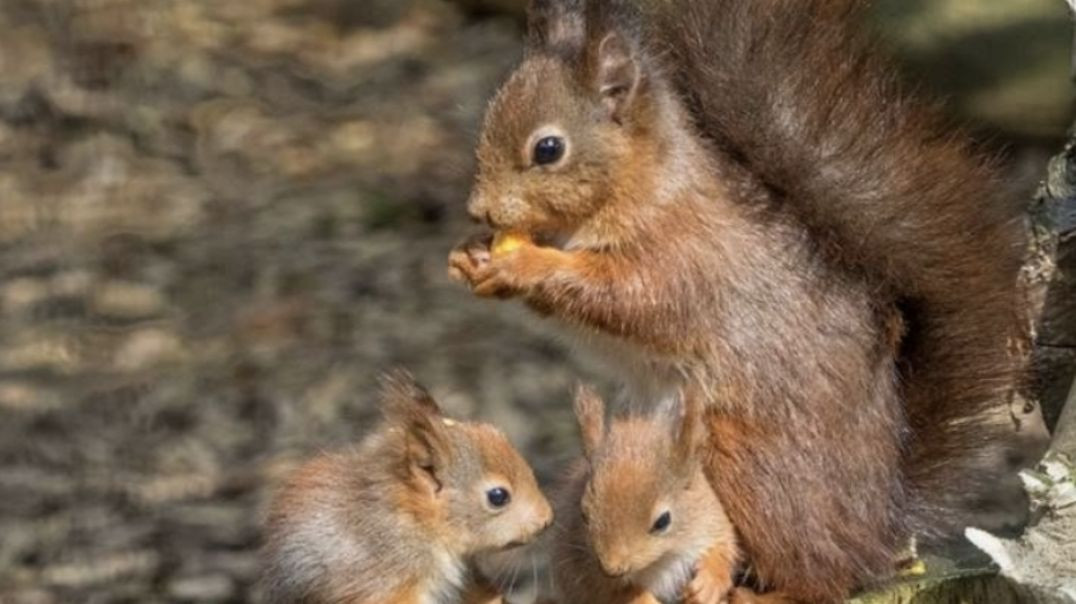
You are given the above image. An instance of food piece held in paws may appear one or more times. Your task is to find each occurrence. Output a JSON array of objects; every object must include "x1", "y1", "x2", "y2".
[{"x1": 491, "y1": 231, "x2": 530, "y2": 257}]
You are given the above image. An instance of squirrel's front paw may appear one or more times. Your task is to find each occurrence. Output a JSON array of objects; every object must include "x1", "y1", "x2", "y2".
[
  {"x1": 469, "y1": 259, "x2": 527, "y2": 299},
  {"x1": 448, "y1": 232, "x2": 494, "y2": 284},
  {"x1": 683, "y1": 553, "x2": 734, "y2": 604},
  {"x1": 683, "y1": 573, "x2": 732, "y2": 604},
  {"x1": 449, "y1": 232, "x2": 538, "y2": 299}
]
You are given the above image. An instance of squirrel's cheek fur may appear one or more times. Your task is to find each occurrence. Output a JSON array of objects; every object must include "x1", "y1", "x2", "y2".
[{"x1": 453, "y1": 428, "x2": 554, "y2": 552}]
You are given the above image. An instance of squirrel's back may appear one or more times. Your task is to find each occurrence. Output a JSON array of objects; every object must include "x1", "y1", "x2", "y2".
[{"x1": 653, "y1": 0, "x2": 1027, "y2": 536}]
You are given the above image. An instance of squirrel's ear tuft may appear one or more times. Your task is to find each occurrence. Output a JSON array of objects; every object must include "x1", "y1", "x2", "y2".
[
  {"x1": 595, "y1": 32, "x2": 641, "y2": 122},
  {"x1": 379, "y1": 369, "x2": 449, "y2": 492},
  {"x1": 527, "y1": 0, "x2": 586, "y2": 54},
  {"x1": 379, "y1": 369, "x2": 441, "y2": 419},
  {"x1": 673, "y1": 385, "x2": 704, "y2": 468},
  {"x1": 598, "y1": 33, "x2": 636, "y2": 123},
  {"x1": 573, "y1": 384, "x2": 605, "y2": 460}
]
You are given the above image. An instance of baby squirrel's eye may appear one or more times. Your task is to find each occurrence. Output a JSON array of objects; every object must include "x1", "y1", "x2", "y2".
[
  {"x1": 533, "y1": 136, "x2": 566, "y2": 166},
  {"x1": 486, "y1": 487, "x2": 511, "y2": 508},
  {"x1": 650, "y1": 511, "x2": 672, "y2": 534}
]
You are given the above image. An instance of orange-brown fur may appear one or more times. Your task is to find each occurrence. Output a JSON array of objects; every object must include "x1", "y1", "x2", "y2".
[
  {"x1": 653, "y1": 0, "x2": 1027, "y2": 534},
  {"x1": 262, "y1": 371, "x2": 553, "y2": 604},
  {"x1": 553, "y1": 387, "x2": 741, "y2": 604},
  {"x1": 450, "y1": 0, "x2": 1026, "y2": 601}
]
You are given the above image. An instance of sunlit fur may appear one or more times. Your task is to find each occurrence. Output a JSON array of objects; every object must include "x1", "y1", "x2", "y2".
[
  {"x1": 457, "y1": 0, "x2": 1027, "y2": 601},
  {"x1": 262, "y1": 372, "x2": 553, "y2": 603}
]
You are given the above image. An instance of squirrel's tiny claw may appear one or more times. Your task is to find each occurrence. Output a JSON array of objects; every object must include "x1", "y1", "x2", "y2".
[{"x1": 448, "y1": 232, "x2": 496, "y2": 287}]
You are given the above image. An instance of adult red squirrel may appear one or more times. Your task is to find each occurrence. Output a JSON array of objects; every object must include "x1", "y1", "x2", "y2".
[{"x1": 449, "y1": 0, "x2": 1026, "y2": 601}]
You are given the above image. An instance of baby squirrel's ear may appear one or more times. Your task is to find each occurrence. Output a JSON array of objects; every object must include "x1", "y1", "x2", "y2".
[
  {"x1": 673, "y1": 385, "x2": 704, "y2": 468},
  {"x1": 379, "y1": 370, "x2": 450, "y2": 493},
  {"x1": 380, "y1": 369, "x2": 441, "y2": 417},
  {"x1": 573, "y1": 384, "x2": 605, "y2": 460},
  {"x1": 595, "y1": 31, "x2": 641, "y2": 123},
  {"x1": 526, "y1": 0, "x2": 585, "y2": 55}
]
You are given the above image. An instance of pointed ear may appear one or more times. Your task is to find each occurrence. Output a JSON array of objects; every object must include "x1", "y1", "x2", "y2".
[
  {"x1": 379, "y1": 370, "x2": 449, "y2": 492},
  {"x1": 673, "y1": 385, "x2": 704, "y2": 468},
  {"x1": 595, "y1": 32, "x2": 641, "y2": 122},
  {"x1": 380, "y1": 369, "x2": 441, "y2": 418},
  {"x1": 527, "y1": 0, "x2": 585, "y2": 54},
  {"x1": 573, "y1": 384, "x2": 605, "y2": 460}
]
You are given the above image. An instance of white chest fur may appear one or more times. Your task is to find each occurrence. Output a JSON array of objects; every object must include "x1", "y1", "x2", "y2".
[
  {"x1": 635, "y1": 549, "x2": 705, "y2": 604},
  {"x1": 418, "y1": 547, "x2": 466, "y2": 604}
]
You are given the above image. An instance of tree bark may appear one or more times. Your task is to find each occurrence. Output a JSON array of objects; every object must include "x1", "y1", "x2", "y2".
[
  {"x1": 961, "y1": 13, "x2": 1076, "y2": 595},
  {"x1": 1024, "y1": 137, "x2": 1076, "y2": 433},
  {"x1": 1054, "y1": 377, "x2": 1076, "y2": 459}
]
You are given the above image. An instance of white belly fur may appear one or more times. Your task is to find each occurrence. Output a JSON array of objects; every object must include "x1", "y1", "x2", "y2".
[{"x1": 418, "y1": 546, "x2": 465, "y2": 604}]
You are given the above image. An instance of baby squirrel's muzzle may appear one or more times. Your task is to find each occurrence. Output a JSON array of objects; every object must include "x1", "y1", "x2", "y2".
[
  {"x1": 596, "y1": 549, "x2": 635, "y2": 579},
  {"x1": 599, "y1": 562, "x2": 631, "y2": 579},
  {"x1": 529, "y1": 509, "x2": 555, "y2": 540},
  {"x1": 505, "y1": 515, "x2": 553, "y2": 549}
]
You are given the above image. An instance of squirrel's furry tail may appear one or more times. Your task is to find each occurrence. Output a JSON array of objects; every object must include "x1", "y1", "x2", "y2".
[{"x1": 653, "y1": 0, "x2": 1027, "y2": 538}]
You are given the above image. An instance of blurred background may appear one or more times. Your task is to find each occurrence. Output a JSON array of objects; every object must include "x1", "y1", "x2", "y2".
[{"x1": 0, "y1": 0, "x2": 1071, "y2": 601}]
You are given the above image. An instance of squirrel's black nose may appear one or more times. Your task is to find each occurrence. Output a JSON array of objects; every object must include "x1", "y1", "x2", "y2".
[
  {"x1": 466, "y1": 207, "x2": 499, "y2": 229},
  {"x1": 465, "y1": 191, "x2": 501, "y2": 228}
]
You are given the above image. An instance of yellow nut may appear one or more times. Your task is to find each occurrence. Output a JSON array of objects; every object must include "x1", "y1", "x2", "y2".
[
  {"x1": 491, "y1": 231, "x2": 529, "y2": 257},
  {"x1": 898, "y1": 559, "x2": 927, "y2": 577}
]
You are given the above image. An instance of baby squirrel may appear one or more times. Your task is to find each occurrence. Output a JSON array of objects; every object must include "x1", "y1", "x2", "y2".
[
  {"x1": 262, "y1": 371, "x2": 554, "y2": 604},
  {"x1": 449, "y1": 0, "x2": 1026, "y2": 601},
  {"x1": 553, "y1": 386, "x2": 741, "y2": 604}
]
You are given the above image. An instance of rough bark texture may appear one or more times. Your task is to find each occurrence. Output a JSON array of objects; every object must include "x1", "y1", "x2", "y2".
[
  {"x1": 850, "y1": 567, "x2": 1022, "y2": 604},
  {"x1": 1025, "y1": 139, "x2": 1076, "y2": 432},
  {"x1": 965, "y1": 438, "x2": 1076, "y2": 602},
  {"x1": 1055, "y1": 377, "x2": 1076, "y2": 460},
  {"x1": 960, "y1": 108, "x2": 1076, "y2": 604}
]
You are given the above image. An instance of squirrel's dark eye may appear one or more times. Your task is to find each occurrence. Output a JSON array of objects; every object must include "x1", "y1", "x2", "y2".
[
  {"x1": 487, "y1": 487, "x2": 511, "y2": 508},
  {"x1": 651, "y1": 511, "x2": 671, "y2": 534},
  {"x1": 533, "y1": 136, "x2": 566, "y2": 166}
]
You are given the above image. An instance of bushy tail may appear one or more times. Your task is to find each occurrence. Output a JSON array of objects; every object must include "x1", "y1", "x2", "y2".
[{"x1": 654, "y1": 0, "x2": 1028, "y2": 536}]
